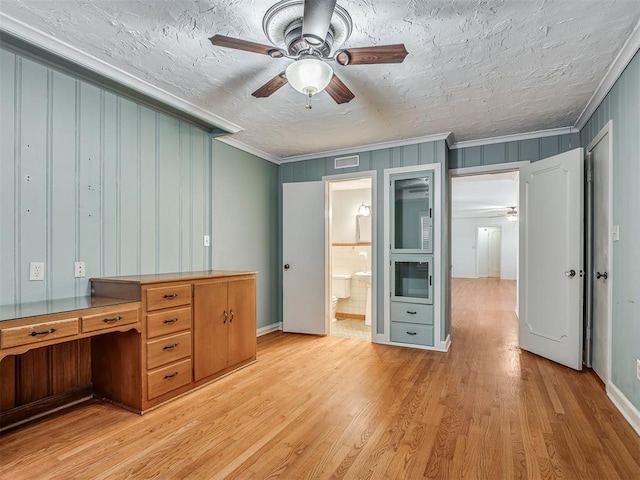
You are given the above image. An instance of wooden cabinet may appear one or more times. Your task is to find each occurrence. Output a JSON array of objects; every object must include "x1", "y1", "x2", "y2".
[{"x1": 193, "y1": 276, "x2": 256, "y2": 381}]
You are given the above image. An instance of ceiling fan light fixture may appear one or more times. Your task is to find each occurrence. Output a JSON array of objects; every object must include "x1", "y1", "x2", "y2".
[{"x1": 285, "y1": 58, "x2": 333, "y2": 96}]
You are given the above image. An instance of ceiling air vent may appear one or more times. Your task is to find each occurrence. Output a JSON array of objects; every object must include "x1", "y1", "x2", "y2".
[{"x1": 335, "y1": 155, "x2": 359, "y2": 169}]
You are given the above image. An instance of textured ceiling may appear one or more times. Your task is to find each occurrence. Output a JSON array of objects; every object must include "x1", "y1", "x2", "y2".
[{"x1": 2, "y1": 0, "x2": 639, "y2": 160}]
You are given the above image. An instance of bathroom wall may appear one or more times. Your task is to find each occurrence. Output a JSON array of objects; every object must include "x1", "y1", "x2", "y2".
[{"x1": 331, "y1": 188, "x2": 371, "y2": 243}]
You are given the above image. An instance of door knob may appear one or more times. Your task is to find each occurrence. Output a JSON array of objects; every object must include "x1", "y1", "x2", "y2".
[
  {"x1": 596, "y1": 271, "x2": 608, "y2": 280},
  {"x1": 565, "y1": 269, "x2": 576, "y2": 278},
  {"x1": 284, "y1": 264, "x2": 290, "y2": 270}
]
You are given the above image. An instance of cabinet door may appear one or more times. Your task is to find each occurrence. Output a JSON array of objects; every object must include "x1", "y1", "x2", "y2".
[
  {"x1": 391, "y1": 172, "x2": 433, "y2": 253},
  {"x1": 227, "y1": 278, "x2": 256, "y2": 367},
  {"x1": 391, "y1": 255, "x2": 433, "y2": 304},
  {"x1": 193, "y1": 281, "x2": 228, "y2": 381}
]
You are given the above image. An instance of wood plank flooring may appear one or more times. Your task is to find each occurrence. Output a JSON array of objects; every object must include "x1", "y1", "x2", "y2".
[{"x1": 1, "y1": 278, "x2": 639, "y2": 479}]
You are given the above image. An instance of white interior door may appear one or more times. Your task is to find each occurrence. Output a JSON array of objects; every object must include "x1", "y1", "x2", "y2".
[
  {"x1": 519, "y1": 148, "x2": 584, "y2": 370},
  {"x1": 283, "y1": 181, "x2": 326, "y2": 335},
  {"x1": 591, "y1": 131, "x2": 611, "y2": 382},
  {"x1": 488, "y1": 227, "x2": 501, "y2": 278}
]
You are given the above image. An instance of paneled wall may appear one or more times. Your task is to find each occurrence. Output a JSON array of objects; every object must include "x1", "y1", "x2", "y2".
[
  {"x1": 0, "y1": 48, "x2": 212, "y2": 305},
  {"x1": 581, "y1": 51, "x2": 640, "y2": 411},
  {"x1": 211, "y1": 141, "x2": 279, "y2": 329},
  {"x1": 450, "y1": 131, "x2": 581, "y2": 168},
  {"x1": 279, "y1": 141, "x2": 450, "y2": 341}
]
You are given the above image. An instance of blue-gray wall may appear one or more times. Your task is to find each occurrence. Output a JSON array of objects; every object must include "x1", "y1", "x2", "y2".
[
  {"x1": 279, "y1": 142, "x2": 450, "y2": 341},
  {"x1": 212, "y1": 141, "x2": 279, "y2": 329},
  {"x1": 581, "y1": 50, "x2": 640, "y2": 411},
  {"x1": 449, "y1": 132, "x2": 581, "y2": 168},
  {"x1": 0, "y1": 47, "x2": 211, "y2": 304}
]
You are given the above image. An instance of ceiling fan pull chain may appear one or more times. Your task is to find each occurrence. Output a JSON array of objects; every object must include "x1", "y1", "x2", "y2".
[{"x1": 305, "y1": 92, "x2": 313, "y2": 110}]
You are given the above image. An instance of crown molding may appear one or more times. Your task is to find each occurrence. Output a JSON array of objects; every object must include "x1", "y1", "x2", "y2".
[
  {"x1": 449, "y1": 127, "x2": 574, "y2": 150},
  {"x1": 215, "y1": 136, "x2": 280, "y2": 164},
  {"x1": 575, "y1": 18, "x2": 640, "y2": 130},
  {"x1": 0, "y1": 13, "x2": 242, "y2": 134},
  {"x1": 279, "y1": 132, "x2": 453, "y2": 163}
]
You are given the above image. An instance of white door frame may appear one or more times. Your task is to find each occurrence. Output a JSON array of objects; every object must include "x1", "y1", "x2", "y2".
[
  {"x1": 586, "y1": 120, "x2": 613, "y2": 384},
  {"x1": 450, "y1": 161, "x2": 528, "y2": 317},
  {"x1": 323, "y1": 170, "x2": 377, "y2": 340}
]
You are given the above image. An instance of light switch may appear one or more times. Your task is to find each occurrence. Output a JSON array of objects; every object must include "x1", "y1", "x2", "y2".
[{"x1": 612, "y1": 225, "x2": 619, "y2": 242}]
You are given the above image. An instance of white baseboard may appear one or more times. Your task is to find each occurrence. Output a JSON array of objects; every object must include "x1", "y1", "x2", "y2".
[
  {"x1": 451, "y1": 275, "x2": 478, "y2": 279},
  {"x1": 607, "y1": 382, "x2": 640, "y2": 437},
  {"x1": 439, "y1": 334, "x2": 451, "y2": 352},
  {"x1": 256, "y1": 322, "x2": 282, "y2": 337}
]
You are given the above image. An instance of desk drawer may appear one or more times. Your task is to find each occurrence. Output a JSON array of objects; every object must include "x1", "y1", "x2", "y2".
[
  {"x1": 1, "y1": 318, "x2": 79, "y2": 349},
  {"x1": 390, "y1": 322, "x2": 433, "y2": 346},
  {"x1": 147, "y1": 358, "x2": 191, "y2": 400},
  {"x1": 147, "y1": 307, "x2": 191, "y2": 339},
  {"x1": 146, "y1": 285, "x2": 191, "y2": 311},
  {"x1": 82, "y1": 307, "x2": 139, "y2": 333},
  {"x1": 391, "y1": 302, "x2": 433, "y2": 325},
  {"x1": 147, "y1": 331, "x2": 192, "y2": 370}
]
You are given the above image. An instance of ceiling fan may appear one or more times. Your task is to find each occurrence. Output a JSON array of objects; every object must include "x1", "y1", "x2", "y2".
[
  {"x1": 209, "y1": 0, "x2": 408, "y2": 108},
  {"x1": 489, "y1": 206, "x2": 518, "y2": 221}
]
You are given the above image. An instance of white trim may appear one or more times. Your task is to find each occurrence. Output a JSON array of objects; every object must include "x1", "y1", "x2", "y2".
[
  {"x1": 451, "y1": 275, "x2": 478, "y2": 279},
  {"x1": 449, "y1": 161, "x2": 530, "y2": 177},
  {"x1": 586, "y1": 121, "x2": 613, "y2": 385},
  {"x1": 216, "y1": 136, "x2": 280, "y2": 164},
  {"x1": 281, "y1": 132, "x2": 453, "y2": 163},
  {"x1": 607, "y1": 382, "x2": 640, "y2": 437},
  {"x1": 323, "y1": 170, "x2": 377, "y2": 342},
  {"x1": 373, "y1": 339, "x2": 449, "y2": 353},
  {"x1": 383, "y1": 163, "x2": 442, "y2": 348},
  {"x1": 449, "y1": 127, "x2": 573, "y2": 150},
  {"x1": 576, "y1": 19, "x2": 640, "y2": 130},
  {"x1": 0, "y1": 13, "x2": 242, "y2": 134},
  {"x1": 440, "y1": 334, "x2": 451, "y2": 352},
  {"x1": 257, "y1": 322, "x2": 282, "y2": 336}
]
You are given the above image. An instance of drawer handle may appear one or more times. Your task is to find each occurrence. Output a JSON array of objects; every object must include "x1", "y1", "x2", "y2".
[
  {"x1": 406, "y1": 331, "x2": 417, "y2": 336},
  {"x1": 406, "y1": 311, "x2": 417, "y2": 315},
  {"x1": 164, "y1": 372, "x2": 179, "y2": 379},
  {"x1": 102, "y1": 316, "x2": 122, "y2": 323},
  {"x1": 163, "y1": 343, "x2": 179, "y2": 350},
  {"x1": 30, "y1": 328, "x2": 56, "y2": 337},
  {"x1": 163, "y1": 318, "x2": 178, "y2": 324},
  {"x1": 229, "y1": 310, "x2": 234, "y2": 322},
  {"x1": 223, "y1": 310, "x2": 228, "y2": 324},
  {"x1": 163, "y1": 294, "x2": 178, "y2": 299}
]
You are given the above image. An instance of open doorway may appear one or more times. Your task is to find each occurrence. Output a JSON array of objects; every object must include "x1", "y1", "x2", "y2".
[
  {"x1": 327, "y1": 177, "x2": 373, "y2": 341},
  {"x1": 450, "y1": 171, "x2": 519, "y2": 318}
]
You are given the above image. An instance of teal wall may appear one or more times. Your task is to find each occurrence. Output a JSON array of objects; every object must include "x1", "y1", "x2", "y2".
[
  {"x1": 0, "y1": 47, "x2": 212, "y2": 304},
  {"x1": 581, "y1": 50, "x2": 640, "y2": 410},
  {"x1": 212, "y1": 141, "x2": 279, "y2": 329},
  {"x1": 279, "y1": 141, "x2": 450, "y2": 341},
  {"x1": 449, "y1": 132, "x2": 581, "y2": 168}
]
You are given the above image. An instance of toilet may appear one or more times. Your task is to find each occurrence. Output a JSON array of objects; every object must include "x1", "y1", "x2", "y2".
[{"x1": 331, "y1": 275, "x2": 351, "y2": 321}]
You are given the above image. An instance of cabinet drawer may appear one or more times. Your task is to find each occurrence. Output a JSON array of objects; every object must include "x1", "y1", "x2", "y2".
[
  {"x1": 147, "y1": 307, "x2": 191, "y2": 339},
  {"x1": 82, "y1": 307, "x2": 139, "y2": 333},
  {"x1": 146, "y1": 285, "x2": 191, "y2": 311},
  {"x1": 147, "y1": 358, "x2": 192, "y2": 400},
  {"x1": 390, "y1": 322, "x2": 433, "y2": 346},
  {"x1": 147, "y1": 331, "x2": 192, "y2": 370},
  {"x1": 390, "y1": 302, "x2": 433, "y2": 325},
  {"x1": 1, "y1": 318, "x2": 79, "y2": 349}
]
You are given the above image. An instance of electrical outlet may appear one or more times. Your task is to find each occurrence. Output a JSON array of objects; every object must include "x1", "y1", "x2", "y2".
[
  {"x1": 637, "y1": 359, "x2": 640, "y2": 381},
  {"x1": 29, "y1": 262, "x2": 45, "y2": 281},
  {"x1": 204, "y1": 235, "x2": 210, "y2": 247},
  {"x1": 74, "y1": 261, "x2": 86, "y2": 278}
]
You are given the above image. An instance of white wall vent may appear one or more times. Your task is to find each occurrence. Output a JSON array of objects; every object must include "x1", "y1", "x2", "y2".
[{"x1": 334, "y1": 155, "x2": 359, "y2": 169}]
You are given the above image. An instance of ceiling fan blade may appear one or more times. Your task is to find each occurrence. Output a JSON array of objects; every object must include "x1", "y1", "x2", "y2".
[
  {"x1": 325, "y1": 74, "x2": 355, "y2": 104},
  {"x1": 302, "y1": 0, "x2": 337, "y2": 46},
  {"x1": 209, "y1": 34, "x2": 283, "y2": 57},
  {"x1": 252, "y1": 72, "x2": 288, "y2": 98},
  {"x1": 335, "y1": 44, "x2": 409, "y2": 66}
]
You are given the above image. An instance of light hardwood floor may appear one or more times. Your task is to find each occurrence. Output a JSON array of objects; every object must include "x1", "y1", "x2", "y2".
[{"x1": 1, "y1": 278, "x2": 639, "y2": 479}]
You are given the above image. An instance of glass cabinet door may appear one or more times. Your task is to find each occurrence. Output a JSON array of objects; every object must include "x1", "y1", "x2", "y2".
[
  {"x1": 391, "y1": 255, "x2": 433, "y2": 304},
  {"x1": 391, "y1": 172, "x2": 433, "y2": 253}
]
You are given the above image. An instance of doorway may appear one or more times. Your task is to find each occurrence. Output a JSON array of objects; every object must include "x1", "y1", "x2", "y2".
[
  {"x1": 327, "y1": 176, "x2": 373, "y2": 341},
  {"x1": 587, "y1": 122, "x2": 612, "y2": 383},
  {"x1": 477, "y1": 226, "x2": 502, "y2": 278}
]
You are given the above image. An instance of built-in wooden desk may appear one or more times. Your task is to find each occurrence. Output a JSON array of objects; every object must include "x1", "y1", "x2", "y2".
[{"x1": 0, "y1": 271, "x2": 256, "y2": 431}]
